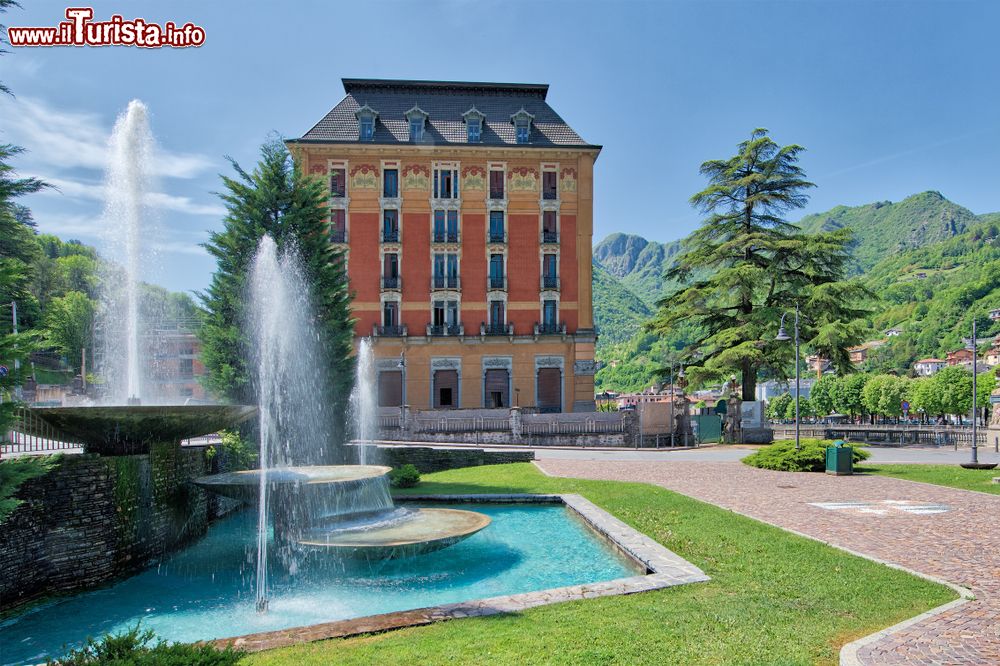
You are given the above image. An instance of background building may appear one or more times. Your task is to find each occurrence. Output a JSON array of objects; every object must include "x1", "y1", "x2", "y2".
[{"x1": 288, "y1": 79, "x2": 600, "y2": 412}]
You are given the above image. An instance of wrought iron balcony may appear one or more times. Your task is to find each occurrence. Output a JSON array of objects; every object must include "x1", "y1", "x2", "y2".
[
  {"x1": 432, "y1": 231, "x2": 460, "y2": 243},
  {"x1": 541, "y1": 275, "x2": 560, "y2": 290},
  {"x1": 488, "y1": 275, "x2": 507, "y2": 290},
  {"x1": 489, "y1": 187, "x2": 505, "y2": 200},
  {"x1": 535, "y1": 322, "x2": 566, "y2": 336},
  {"x1": 330, "y1": 228, "x2": 347, "y2": 243},
  {"x1": 488, "y1": 230, "x2": 507, "y2": 244},
  {"x1": 542, "y1": 187, "x2": 558, "y2": 201},
  {"x1": 374, "y1": 324, "x2": 407, "y2": 337},
  {"x1": 481, "y1": 322, "x2": 514, "y2": 336},
  {"x1": 541, "y1": 230, "x2": 559, "y2": 244},
  {"x1": 431, "y1": 276, "x2": 460, "y2": 290},
  {"x1": 382, "y1": 229, "x2": 399, "y2": 243},
  {"x1": 381, "y1": 275, "x2": 401, "y2": 290},
  {"x1": 427, "y1": 323, "x2": 463, "y2": 337}
]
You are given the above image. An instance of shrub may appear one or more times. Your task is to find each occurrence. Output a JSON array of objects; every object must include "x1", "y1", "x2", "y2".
[
  {"x1": 389, "y1": 464, "x2": 420, "y2": 488},
  {"x1": 743, "y1": 439, "x2": 870, "y2": 473},
  {"x1": 50, "y1": 624, "x2": 241, "y2": 665},
  {"x1": 1, "y1": 454, "x2": 58, "y2": 523}
]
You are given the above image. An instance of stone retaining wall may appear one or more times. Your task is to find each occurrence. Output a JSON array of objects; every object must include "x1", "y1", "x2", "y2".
[
  {"x1": 350, "y1": 443, "x2": 534, "y2": 473},
  {"x1": 0, "y1": 446, "x2": 221, "y2": 612}
]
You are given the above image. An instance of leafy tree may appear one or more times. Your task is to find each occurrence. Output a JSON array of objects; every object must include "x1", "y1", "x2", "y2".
[
  {"x1": 909, "y1": 377, "x2": 943, "y2": 422},
  {"x1": 932, "y1": 365, "x2": 973, "y2": 417},
  {"x1": 784, "y1": 395, "x2": 813, "y2": 419},
  {"x1": 43, "y1": 291, "x2": 95, "y2": 372},
  {"x1": 766, "y1": 392, "x2": 792, "y2": 419},
  {"x1": 810, "y1": 374, "x2": 838, "y2": 416},
  {"x1": 648, "y1": 129, "x2": 870, "y2": 401},
  {"x1": 833, "y1": 372, "x2": 868, "y2": 418},
  {"x1": 200, "y1": 138, "x2": 355, "y2": 442},
  {"x1": 860, "y1": 374, "x2": 909, "y2": 419}
]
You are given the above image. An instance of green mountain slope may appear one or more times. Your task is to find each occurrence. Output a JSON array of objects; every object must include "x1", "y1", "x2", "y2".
[
  {"x1": 796, "y1": 191, "x2": 982, "y2": 274},
  {"x1": 591, "y1": 192, "x2": 1000, "y2": 392},
  {"x1": 592, "y1": 263, "x2": 653, "y2": 345}
]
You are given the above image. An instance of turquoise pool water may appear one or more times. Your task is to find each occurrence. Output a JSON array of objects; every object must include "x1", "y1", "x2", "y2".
[{"x1": 1, "y1": 503, "x2": 638, "y2": 665}]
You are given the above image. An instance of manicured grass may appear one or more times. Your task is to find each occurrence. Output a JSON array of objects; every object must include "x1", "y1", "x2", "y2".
[
  {"x1": 245, "y1": 463, "x2": 954, "y2": 666},
  {"x1": 859, "y1": 463, "x2": 1000, "y2": 495}
]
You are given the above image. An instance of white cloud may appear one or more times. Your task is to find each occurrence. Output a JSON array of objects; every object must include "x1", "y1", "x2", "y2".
[
  {"x1": 33, "y1": 175, "x2": 226, "y2": 217},
  {"x1": 0, "y1": 96, "x2": 216, "y2": 179},
  {"x1": 33, "y1": 212, "x2": 105, "y2": 239}
]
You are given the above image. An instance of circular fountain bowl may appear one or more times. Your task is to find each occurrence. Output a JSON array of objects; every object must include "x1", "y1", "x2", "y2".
[
  {"x1": 297, "y1": 508, "x2": 492, "y2": 559},
  {"x1": 192, "y1": 465, "x2": 393, "y2": 503},
  {"x1": 29, "y1": 405, "x2": 257, "y2": 455}
]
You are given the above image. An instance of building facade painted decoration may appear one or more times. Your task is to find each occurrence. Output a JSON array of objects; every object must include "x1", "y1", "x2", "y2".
[{"x1": 287, "y1": 78, "x2": 601, "y2": 412}]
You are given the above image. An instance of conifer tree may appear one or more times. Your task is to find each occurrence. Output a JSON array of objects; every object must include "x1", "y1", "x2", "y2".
[
  {"x1": 649, "y1": 129, "x2": 870, "y2": 400},
  {"x1": 199, "y1": 138, "x2": 355, "y2": 441}
]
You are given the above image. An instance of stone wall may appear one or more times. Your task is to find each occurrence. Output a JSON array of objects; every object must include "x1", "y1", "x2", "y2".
[
  {"x1": 373, "y1": 429, "x2": 629, "y2": 447},
  {"x1": 0, "y1": 446, "x2": 221, "y2": 612},
  {"x1": 350, "y1": 443, "x2": 534, "y2": 473}
]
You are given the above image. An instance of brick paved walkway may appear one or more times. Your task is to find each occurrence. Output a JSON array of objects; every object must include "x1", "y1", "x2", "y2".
[{"x1": 536, "y1": 460, "x2": 1000, "y2": 665}]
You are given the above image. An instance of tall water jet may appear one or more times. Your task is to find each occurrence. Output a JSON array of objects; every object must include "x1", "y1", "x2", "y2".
[
  {"x1": 97, "y1": 100, "x2": 157, "y2": 404},
  {"x1": 248, "y1": 236, "x2": 334, "y2": 611},
  {"x1": 349, "y1": 338, "x2": 377, "y2": 465}
]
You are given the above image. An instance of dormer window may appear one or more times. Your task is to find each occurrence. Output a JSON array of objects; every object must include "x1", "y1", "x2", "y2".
[
  {"x1": 405, "y1": 105, "x2": 428, "y2": 142},
  {"x1": 355, "y1": 105, "x2": 378, "y2": 142},
  {"x1": 463, "y1": 107, "x2": 485, "y2": 143},
  {"x1": 511, "y1": 108, "x2": 534, "y2": 145}
]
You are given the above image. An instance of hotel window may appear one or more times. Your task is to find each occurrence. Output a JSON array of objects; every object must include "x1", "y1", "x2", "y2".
[
  {"x1": 489, "y1": 254, "x2": 505, "y2": 289},
  {"x1": 382, "y1": 253, "x2": 399, "y2": 289},
  {"x1": 467, "y1": 118, "x2": 481, "y2": 143},
  {"x1": 489, "y1": 211, "x2": 505, "y2": 243},
  {"x1": 542, "y1": 254, "x2": 558, "y2": 290},
  {"x1": 359, "y1": 117, "x2": 374, "y2": 141},
  {"x1": 382, "y1": 210, "x2": 399, "y2": 243},
  {"x1": 489, "y1": 300, "x2": 506, "y2": 327},
  {"x1": 329, "y1": 168, "x2": 346, "y2": 198},
  {"x1": 433, "y1": 253, "x2": 459, "y2": 289},
  {"x1": 383, "y1": 301, "x2": 399, "y2": 328},
  {"x1": 432, "y1": 300, "x2": 460, "y2": 327},
  {"x1": 542, "y1": 170, "x2": 558, "y2": 200},
  {"x1": 542, "y1": 210, "x2": 558, "y2": 243},
  {"x1": 410, "y1": 118, "x2": 423, "y2": 141},
  {"x1": 511, "y1": 108, "x2": 534, "y2": 145},
  {"x1": 489, "y1": 169, "x2": 505, "y2": 199},
  {"x1": 330, "y1": 209, "x2": 346, "y2": 243},
  {"x1": 543, "y1": 299, "x2": 558, "y2": 327},
  {"x1": 433, "y1": 167, "x2": 458, "y2": 199},
  {"x1": 383, "y1": 168, "x2": 398, "y2": 198},
  {"x1": 433, "y1": 210, "x2": 459, "y2": 242}
]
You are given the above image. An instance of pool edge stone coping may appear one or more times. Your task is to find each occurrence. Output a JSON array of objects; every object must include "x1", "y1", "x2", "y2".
[{"x1": 210, "y1": 493, "x2": 710, "y2": 654}]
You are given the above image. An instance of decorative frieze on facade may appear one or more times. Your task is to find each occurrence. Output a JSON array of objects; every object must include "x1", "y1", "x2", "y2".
[
  {"x1": 535, "y1": 355, "x2": 565, "y2": 370},
  {"x1": 560, "y1": 167, "x2": 577, "y2": 193},
  {"x1": 462, "y1": 165, "x2": 486, "y2": 191},
  {"x1": 430, "y1": 357, "x2": 462, "y2": 370},
  {"x1": 482, "y1": 356, "x2": 513, "y2": 371},
  {"x1": 508, "y1": 166, "x2": 538, "y2": 192},
  {"x1": 309, "y1": 162, "x2": 326, "y2": 175},
  {"x1": 349, "y1": 164, "x2": 379, "y2": 189},
  {"x1": 573, "y1": 360, "x2": 596, "y2": 376},
  {"x1": 375, "y1": 358, "x2": 402, "y2": 371},
  {"x1": 402, "y1": 164, "x2": 430, "y2": 190}
]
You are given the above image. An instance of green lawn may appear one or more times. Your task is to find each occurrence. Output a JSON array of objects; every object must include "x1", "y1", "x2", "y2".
[
  {"x1": 246, "y1": 463, "x2": 954, "y2": 666},
  {"x1": 860, "y1": 463, "x2": 1000, "y2": 495}
]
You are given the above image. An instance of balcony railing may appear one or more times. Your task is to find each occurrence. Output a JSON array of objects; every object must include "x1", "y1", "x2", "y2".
[
  {"x1": 382, "y1": 229, "x2": 399, "y2": 243},
  {"x1": 432, "y1": 231, "x2": 460, "y2": 243},
  {"x1": 431, "y1": 276, "x2": 460, "y2": 290},
  {"x1": 481, "y1": 322, "x2": 514, "y2": 336},
  {"x1": 330, "y1": 228, "x2": 347, "y2": 243},
  {"x1": 427, "y1": 323, "x2": 463, "y2": 337},
  {"x1": 542, "y1": 187, "x2": 558, "y2": 200},
  {"x1": 381, "y1": 275, "x2": 401, "y2": 290},
  {"x1": 541, "y1": 275, "x2": 560, "y2": 290},
  {"x1": 489, "y1": 187, "x2": 505, "y2": 200},
  {"x1": 488, "y1": 230, "x2": 507, "y2": 244},
  {"x1": 374, "y1": 324, "x2": 407, "y2": 337},
  {"x1": 541, "y1": 230, "x2": 558, "y2": 244},
  {"x1": 488, "y1": 275, "x2": 507, "y2": 290},
  {"x1": 535, "y1": 322, "x2": 566, "y2": 336}
]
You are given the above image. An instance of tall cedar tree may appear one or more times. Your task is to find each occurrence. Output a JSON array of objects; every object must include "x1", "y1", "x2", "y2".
[
  {"x1": 0, "y1": 144, "x2": 46, "y2": 431},
  {"x1": 649, "y1": 129, "x2": 870, "y2": 400},
  {"x1": 199, "y1": 139, "x2": 355, "y2": 441}
]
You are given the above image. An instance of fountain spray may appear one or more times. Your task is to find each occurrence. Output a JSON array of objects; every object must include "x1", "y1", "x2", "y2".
[{"x1": 349, "y1": 338, "x2": 377, "y2": 464}]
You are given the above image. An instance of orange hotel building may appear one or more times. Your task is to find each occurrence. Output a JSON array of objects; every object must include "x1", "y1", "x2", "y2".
[{"x1": 287, "y1": 79, "x2": 600, "y2": 412}]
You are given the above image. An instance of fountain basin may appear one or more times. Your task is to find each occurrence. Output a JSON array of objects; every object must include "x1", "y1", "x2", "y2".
[
  {"x1": 298, "y1": 508, "x2": 492, "y2": 558},
  {"x1": 30, "y1": 405, "x2": 257, "y2": 455},
  {"x1": 192, "y1": 465, "x2": 393, "y2": 503}
]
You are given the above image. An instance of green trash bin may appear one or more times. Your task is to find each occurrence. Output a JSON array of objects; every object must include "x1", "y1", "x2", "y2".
[{"x1": 825, "y1": 440, "x2": 853, "y2": 476}]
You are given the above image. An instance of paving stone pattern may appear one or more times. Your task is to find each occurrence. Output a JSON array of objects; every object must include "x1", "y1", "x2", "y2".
[{"x1": 537, "y1": 459, "x2": 1000, "y2": 665}]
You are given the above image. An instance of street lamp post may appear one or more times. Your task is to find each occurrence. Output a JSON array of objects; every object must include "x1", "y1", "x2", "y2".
[{"x1": 775, "y1": 304, "x2": 801, "y2": 450}]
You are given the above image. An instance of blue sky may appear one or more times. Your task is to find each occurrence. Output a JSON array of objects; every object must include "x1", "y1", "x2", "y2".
[{"x1": 3, "y1": 0, "x2": 998, "y2": 296}]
